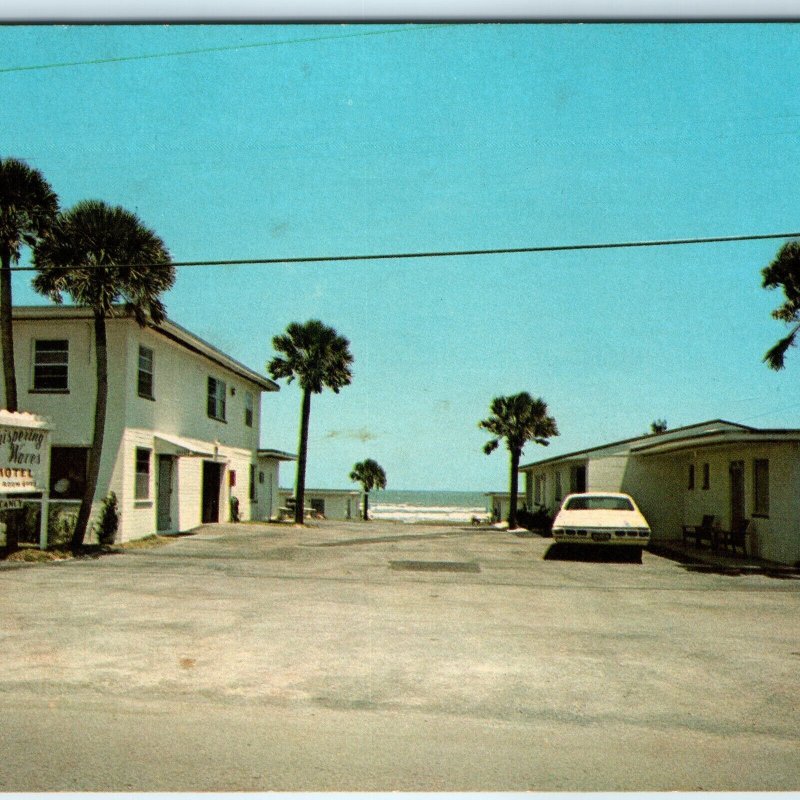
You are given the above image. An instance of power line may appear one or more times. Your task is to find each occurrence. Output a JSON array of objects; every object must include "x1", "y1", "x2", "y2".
[
  {"x1": 0, "y1": 24, "x2": 447, "y2": 75},
  {"x1": 10, "y1": 230, "x2": 800, "y2": 272}
]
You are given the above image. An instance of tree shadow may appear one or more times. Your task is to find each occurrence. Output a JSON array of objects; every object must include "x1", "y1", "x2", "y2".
[{"x1": 544, "y1": 543, "x2": 643, "y2": 564}]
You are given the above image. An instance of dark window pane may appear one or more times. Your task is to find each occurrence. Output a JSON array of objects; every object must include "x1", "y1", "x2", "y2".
[
  {"x1": 207, "y1": 377, "x2": 226, "y2": 420},
  {"x1": 135, "y1": 448, "x2": 151, "y2": 500},
  {"x1": 49, "y1": 447, "x2": 88, "y2": 500},
  {"x1": 34, "y1": 339, "x2": 68, "y2": 390},
  {"x1": 138, "y1": 346, "x2": 154, "y2": 398}
]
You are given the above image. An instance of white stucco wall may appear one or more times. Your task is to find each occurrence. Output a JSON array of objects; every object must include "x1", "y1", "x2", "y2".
[
  {"x1": 667, "y1": 442, "x2": 800, "y2": 564},
  {"x1": 4, "y1": 311, "x2": 269, "y2": 543},
  {"x1": 278, "y1": 489, "x2": 360, "y2": 520}
]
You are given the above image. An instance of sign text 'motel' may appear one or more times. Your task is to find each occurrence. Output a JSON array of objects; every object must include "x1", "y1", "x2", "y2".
[{"x1": 0, "y1": 427, "x2": 47, "y2": 493}]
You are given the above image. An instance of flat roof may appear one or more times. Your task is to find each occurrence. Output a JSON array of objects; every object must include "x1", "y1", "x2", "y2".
[
  {"x1": 12, "y1": 305, "x2": 278, "y2": 392},
  {"x1": 519, "y1": 419, "x2": 759, "y2": 471},
  {"x1": 258, "y1": 448, "x2": 297, "y2": 461}
]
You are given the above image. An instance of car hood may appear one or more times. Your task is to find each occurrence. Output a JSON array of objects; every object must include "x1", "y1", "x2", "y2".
[{"x1": 553, "y1": 509, "x2": 650, "y2": 529}]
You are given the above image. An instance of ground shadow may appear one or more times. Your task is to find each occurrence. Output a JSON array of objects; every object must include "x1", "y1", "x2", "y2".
[
  {"x1": 680, "y1": 564, "x2": 800, "y2": 579},
  {"x1": 544, "y1": 543, "x2": 643, "y2": 564}
]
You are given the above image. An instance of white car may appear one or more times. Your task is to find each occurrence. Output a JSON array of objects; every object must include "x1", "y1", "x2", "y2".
[{"x1": 551, "y1": 492, "x2": 650, "y2": 547}]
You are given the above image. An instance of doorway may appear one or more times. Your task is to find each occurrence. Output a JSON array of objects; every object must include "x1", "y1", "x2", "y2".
[
  {"x1": 157, "y1": 455, "x2": 174, "y2": 532},
  {"x1": 202, "y1": 461, "x2": 223, "y2": 523},
  {"x1": 729, "y1": 460, "x2": 745, "y2": 529}
]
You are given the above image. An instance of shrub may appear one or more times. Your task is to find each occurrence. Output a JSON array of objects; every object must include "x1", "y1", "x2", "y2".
[
  {"x1": 229, "y1": 496, "x2": 240, "y2": 523},
  {"x1": 517, "y1": 506, "x2": 554, "y2": 534},
  {"x1": 93, "y1": 492, "x2": 120, "y2": 545},
  {"x1": 48, "y1": 505, "x2": 78, "y2": 546}
]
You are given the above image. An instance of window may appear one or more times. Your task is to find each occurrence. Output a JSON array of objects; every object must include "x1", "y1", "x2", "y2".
[
  {"x1": 49, "y1": 447, "x2": 88, "y2": 499},
  {"x1": 245, "y1": 391, "x2": 254, "y2": 427},
  {"x1": 564, "y1": 495, "x2": 634, "y2": 511},
  {"x1": 137, "y1": 345, "x2": 154, "y2": 399},
  {"x1": 702, "y1": 463, "x2": 710, "y2": 490},
  {"x1": 33, "y1": 339, "x2": 69, "y2": 391},
  {"x1": 249, "y1": 464, "x2": 257, "y2": 501},
  {"x1": 688, "y1": 464, "x2": 695, "y2": 490},
  {"x1": 310, "y1": 498, "x2": 325, "y2": 516},
  {"x1": 555, "y1": 471, "x2": 563, "y2": 502},
  {"x1": 753, "y1": 459, "x2": 769, "y2": 517},
  {"x1": 534, "y1": 475, "x2": 545, "y2": 505},
  {"x1": 135, "y1": 448, "x2": 151, "y2": 500},
  {"x1": 570, "y1": 465, "x2": 587, "y2": 493},
  {"x1": 207, "y1": 377, "x2": 226, "y2": 421}
]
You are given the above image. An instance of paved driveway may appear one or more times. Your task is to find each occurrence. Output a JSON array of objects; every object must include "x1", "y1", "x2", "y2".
[{"x1": 1, "y1": 520, "x2": 799, "y2": 790}]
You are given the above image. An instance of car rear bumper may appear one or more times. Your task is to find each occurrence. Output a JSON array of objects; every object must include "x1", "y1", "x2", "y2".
[{"x1": 552, "y1": 528, "x2": 650, "y2": 546}]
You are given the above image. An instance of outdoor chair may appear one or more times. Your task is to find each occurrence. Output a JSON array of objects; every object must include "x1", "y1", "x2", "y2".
[
  {"x1": 682, "y1": 514, "x2": 717, "y2": 550},
  {"x1": 717, "y1": 518, "x2": 750, "y2": 558}
]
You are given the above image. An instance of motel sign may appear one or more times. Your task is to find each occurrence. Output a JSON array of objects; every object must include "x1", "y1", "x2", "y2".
[{"x1": 0, "y1": 410, "x2": 52, "y2": 547}]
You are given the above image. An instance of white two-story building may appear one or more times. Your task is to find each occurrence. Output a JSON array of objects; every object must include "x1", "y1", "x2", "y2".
[{"x1": 1, "y1": 306, "x2": 278, "y2": 542}]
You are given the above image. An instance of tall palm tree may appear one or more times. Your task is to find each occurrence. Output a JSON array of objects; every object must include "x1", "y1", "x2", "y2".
[
  {"x1": 33, "y1": 199, "x2": 174, "y2": 548},
  {"x1": 479, "y1": 392, "x2": 558, "y2": 529},
  {"x1": 762, "y1": 240, "x2": 800, "y2": 370},
  {"x1": 0, "y1": 158, "x2": 59, "y2": 411},
  {"x1": 267, "y1": 320, "x2": 353, "y2": 524},
  {"x1": 350, "y1": 458, "x2": 387, "y2": 521}
]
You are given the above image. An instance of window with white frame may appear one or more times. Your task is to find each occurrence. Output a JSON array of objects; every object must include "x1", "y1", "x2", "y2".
[
  {"x1": 135, "y1": 448, "x2": 151, "y2": 500},
  {"x1": 245, "y1": 391, "x2": 254, "y2": 427},
  {"x1": 33, "y1": 339, "x2": 69, "y2": 391},
  {"x1": 207, "y1": 376, "x2": 227, "y2": 421},
  {"x1": 138, "y1": 345, "x2": 154, "y2": 399}
]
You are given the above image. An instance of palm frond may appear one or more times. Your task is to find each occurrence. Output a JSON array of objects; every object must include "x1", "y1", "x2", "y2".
[
  {"x1": 268, "y1": 319, "x2": 353, "y2": 394},
  {"x1": 32, "y1": 200, "x2": 173, "y2": 324},
  {"x1": 350, "y1": 458, "x2": 387, "y2": 491},
  {"x1": 764, "y1": 327, "x2": 800, "y2": 371},
  {"x1": 480, "y1": 392, "x2": 558, "y2": 456}
]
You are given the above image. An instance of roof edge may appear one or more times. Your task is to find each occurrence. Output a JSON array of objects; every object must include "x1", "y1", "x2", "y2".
[
  {"x1": 12, "y1": 305, "x2": 278, "y2": 392},
  {"x1": 519, "y1": 419, "x2": 753, "y2": 471}
]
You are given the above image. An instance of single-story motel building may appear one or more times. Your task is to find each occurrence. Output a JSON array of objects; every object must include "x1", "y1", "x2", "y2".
[
  {"x1": 278, "y1": 488, "x2": 361, "y2": 520},
  {"x1": 1, "y1": 306, "x2": 296, "y2": 543},
  {"x1": 485, "y1": 491, "x2": 525, "y2": 522},
  {"x1": 519, "y1": 419, "x2": 800, "y2": 566}
]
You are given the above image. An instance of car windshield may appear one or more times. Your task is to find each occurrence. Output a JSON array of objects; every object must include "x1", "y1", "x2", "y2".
[{"x1": 564, "y1": 495, "x2": 634, "y2": 511}]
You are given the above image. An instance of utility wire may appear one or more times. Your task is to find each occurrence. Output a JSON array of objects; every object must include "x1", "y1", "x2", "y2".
[
  {"x1": 10, "y1": 230, "x2": 800, "y2": 272},
  {"x1": 0, "y1": 25, "x2": 447, "y2": 75}
]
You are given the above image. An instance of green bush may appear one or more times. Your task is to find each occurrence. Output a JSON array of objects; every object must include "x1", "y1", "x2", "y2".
[
  {"x1": 229, "y1": 496, "x2": 240, "y2": 523},
  {"x1": 48, "y1": 505, "x2": 78, "y2": 546},
  {"x1": 93, "y1": 493, "x2": 120, "y2": 545},
  {"x1": 517, "y1": 506, "x2": 554, "y2": 534}
]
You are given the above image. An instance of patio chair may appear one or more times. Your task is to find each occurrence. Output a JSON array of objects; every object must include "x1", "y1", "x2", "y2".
[
  {"x1": 717, "y1": 518, "x2": 750, "y2": 558},
  {"x1": 682, "y1": 514, "x2": 716, "y2": 550}
]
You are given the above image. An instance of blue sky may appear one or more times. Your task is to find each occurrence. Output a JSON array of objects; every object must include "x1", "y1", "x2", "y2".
[{"x1": 3, "y1": 23, "x2": 800, "y2": 491}]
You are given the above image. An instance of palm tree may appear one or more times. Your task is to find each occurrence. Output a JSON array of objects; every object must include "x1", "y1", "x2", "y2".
[
  {"x1": 350, "y1": 458, "x2": 387, "y2": 521},
  {"x1": 267, "y1": 320, "x2": 353, "y2": 524},
  {"x1": 762, "y1": 240, "x2": 800, "y2": 370},
  {"x1": 33, "y1": 200, "x2": 174, "y2": 548},
  {"x1": 479, "y1": 392, "x2": 558, "y2": 529},
  {"x1": 0, "y1": 158, "x2": 59, "y2": 411}
]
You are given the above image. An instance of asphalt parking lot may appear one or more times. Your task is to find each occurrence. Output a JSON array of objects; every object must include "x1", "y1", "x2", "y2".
[{"x1": 1, "y1": 520, "x2": 799, "y2": 791}]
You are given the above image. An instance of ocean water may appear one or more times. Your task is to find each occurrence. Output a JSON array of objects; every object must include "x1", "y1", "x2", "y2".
[{"x1": 368, "y1": 489, "x2": 487, "y2": 524}]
